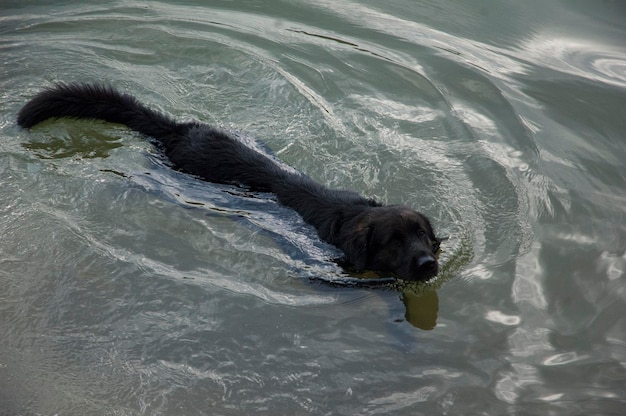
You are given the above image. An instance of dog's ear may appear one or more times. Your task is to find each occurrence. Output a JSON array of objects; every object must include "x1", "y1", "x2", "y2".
[
  {"x1": 342, "y1": 222, "x2": 372, "y2": 271},
  {"x1": 432, "y1": 236, "x2": 448, "y2": 253}
]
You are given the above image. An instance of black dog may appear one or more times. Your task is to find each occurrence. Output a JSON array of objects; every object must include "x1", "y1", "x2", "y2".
[{"x1": 17, "y1": 83, "x2": 441, "y2": 281}]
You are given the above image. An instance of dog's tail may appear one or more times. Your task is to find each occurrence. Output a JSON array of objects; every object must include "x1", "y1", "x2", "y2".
[{"x1": 17, "y1": 83, "x2": 182, "y2": 139}]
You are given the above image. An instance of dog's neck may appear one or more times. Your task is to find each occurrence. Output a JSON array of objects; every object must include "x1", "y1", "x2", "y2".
[{"x1": 270, "y1": 175, "x2": 378, "y2": 244}]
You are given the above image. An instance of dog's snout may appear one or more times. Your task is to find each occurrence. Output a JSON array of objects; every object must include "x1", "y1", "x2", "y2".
[{"x1": 416, "y1": 254, "x2": 438, "y2": 278}]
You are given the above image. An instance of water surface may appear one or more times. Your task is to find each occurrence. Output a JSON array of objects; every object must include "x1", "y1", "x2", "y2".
[{"x1": 1, "y1": 0, "x2": 625, "y2": 414}]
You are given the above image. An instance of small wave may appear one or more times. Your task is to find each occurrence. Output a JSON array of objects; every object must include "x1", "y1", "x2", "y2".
[{"x1": 519, "y1": 35, "x2": 626, "y2": 88}]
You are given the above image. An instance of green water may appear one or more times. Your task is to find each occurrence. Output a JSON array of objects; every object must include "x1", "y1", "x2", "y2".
[{"x1": 1, "y1": 1, "x2": 625, "y2": 414}]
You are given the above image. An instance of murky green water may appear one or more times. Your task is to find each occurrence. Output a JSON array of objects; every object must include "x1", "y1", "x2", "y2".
[{"x1": 1, "y1": 1, "x2": 625, "y2": 414}]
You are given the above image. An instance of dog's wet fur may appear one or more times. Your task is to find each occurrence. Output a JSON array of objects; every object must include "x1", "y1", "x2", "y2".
[{"x1": 18, "y1": 83, "x2": 441, "y2": 281}]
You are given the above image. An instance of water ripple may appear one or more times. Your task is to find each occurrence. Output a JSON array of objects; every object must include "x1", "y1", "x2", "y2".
[{"x1": 519, "y1": 35, "x2": 626, "y2": 88}]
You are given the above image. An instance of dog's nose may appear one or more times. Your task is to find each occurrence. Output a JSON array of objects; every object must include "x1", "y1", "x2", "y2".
[{"x1": 416, "y1": 254, "x2": 438, "y2": 278}]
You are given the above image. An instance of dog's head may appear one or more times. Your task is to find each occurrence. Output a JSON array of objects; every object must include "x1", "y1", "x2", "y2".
[{"x1": 344, "y1": 206, "x2": 441, "y2": 281}]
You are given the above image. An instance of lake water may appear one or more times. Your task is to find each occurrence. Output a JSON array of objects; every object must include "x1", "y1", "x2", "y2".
[{"x1": 1, "y1": 1, "x2": 625, "y2": 415}]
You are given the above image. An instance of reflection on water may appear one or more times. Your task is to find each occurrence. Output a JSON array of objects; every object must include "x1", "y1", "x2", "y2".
[
  {"x1": 402, "y1": 289, "x2": 439, "y2": 330},
  {"x1": 22, "y1": 120, "x2": 125, "y2": 159}
]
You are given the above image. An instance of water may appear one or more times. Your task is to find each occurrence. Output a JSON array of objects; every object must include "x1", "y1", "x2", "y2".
[{"x1": 1, "y1": 1, "x2": 625, "y2": 414}]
